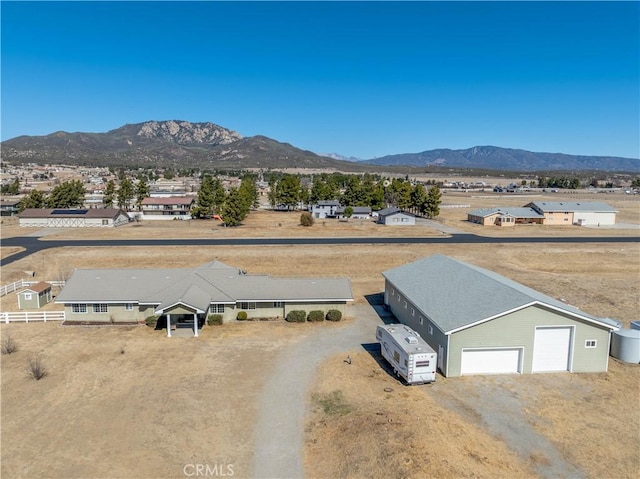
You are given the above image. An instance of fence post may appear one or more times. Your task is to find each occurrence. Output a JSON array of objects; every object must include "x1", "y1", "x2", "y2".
[{"x1": 4, "y1": 312, "x2": 8, "y2": 324}]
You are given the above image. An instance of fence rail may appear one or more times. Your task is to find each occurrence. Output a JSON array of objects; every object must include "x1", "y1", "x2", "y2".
[
  {"x1": 1, "y1": 311, "x2": 66, "y2": 324},
  {"x1": 0, "y1": 279, "x2": 66, "y2": 297}
]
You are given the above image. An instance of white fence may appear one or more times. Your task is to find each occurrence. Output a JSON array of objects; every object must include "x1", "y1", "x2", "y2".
[
  {"x1": 1, "y1": 311, "x2": 66, "y2": 323},
  {"x1": 0, "y1": 279, "x2": 66, "y2": 297}
]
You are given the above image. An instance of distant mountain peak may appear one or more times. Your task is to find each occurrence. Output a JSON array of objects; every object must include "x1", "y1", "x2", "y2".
[{"x1": 130, "y1": 120, "x2": 242, "y2": 146}]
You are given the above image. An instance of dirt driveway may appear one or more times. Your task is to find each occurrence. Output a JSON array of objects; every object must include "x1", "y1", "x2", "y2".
[{"x1": 252, "y1": 304, "x2": 382, "y2": 478}]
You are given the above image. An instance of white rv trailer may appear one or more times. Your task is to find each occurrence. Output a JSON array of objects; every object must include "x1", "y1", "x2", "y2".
[{"x1": 376, "y1": 324, "x2": 437, "y2": 384}]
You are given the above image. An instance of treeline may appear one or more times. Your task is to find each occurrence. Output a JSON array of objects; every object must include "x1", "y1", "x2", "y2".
[
  {"x1": 266, "y1": 173, "x2": 442, "y2": 219},
  {"x1": 19, "y1": 180, "x2": 87, "y2": 210}
]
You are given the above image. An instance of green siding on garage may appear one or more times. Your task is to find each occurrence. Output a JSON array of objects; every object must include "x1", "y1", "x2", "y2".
[
  {"x1": 385, "y1": 279, "x2": 449, "y2": 374},
  {"x1": 448, "y1": 304, "x2": 612, "y2": 377}
]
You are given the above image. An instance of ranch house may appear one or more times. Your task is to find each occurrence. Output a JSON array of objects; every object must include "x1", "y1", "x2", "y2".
[{"x1": 56, "y1": 260, "x2": 353, "y2": 337}]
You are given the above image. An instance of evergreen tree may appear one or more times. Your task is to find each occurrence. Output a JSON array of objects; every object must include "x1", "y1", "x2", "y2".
[
  {"x1": 19, "y1": 189, "x2": 46, "y2": 211},
  {"x1": 238, "y1": 176, "x2": 259, "y2": 211},
  {"x1": 103, "y1": 180, "x2": 116, "y2": 208},
  {"x1": 117, "y1": 178, "x2": 135, "y2": 210},
  {"x1": 135, "y1": 177, "x2": 150, "y2": 210},
  {"x1": 192, "y1": 175, "x2": 219, "y2": 218},
  {"x1": 276, "y1": 175, "x2": 302, "y2": 210},
  {"x1": 220, "y1": 188, "x2": 247, "y2": 227},
  {"x1": 1, "y1": 178, "x2": 20, "y2": 195},
  {"x1": 424, "y1": 186, "x2": 442, "y2": 219},
  {"x1": 46, "y1": 180, "x2": 86, "y2": 208},
  {"x1": 410, "y1": 183, "x2": 427, "y2": 216}
]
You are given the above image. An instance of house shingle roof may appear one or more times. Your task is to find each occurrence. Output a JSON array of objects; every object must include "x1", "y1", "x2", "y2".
[
  {"x1": 382, "y1": 255, "x2": 620, "y2": 333},
  {"x1": 56, "y1": 261, "x2": 354, "y2": 310},
  {"x1": 468, "y1": 207, "x2": 543, "y2": 219},
  {"x1": 141, "y1": 196, "x2": 195, "y2": 206}
]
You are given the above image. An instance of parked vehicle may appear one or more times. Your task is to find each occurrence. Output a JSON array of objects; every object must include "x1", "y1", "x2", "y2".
[{"x1": 376, "y1": 324, "x2": 437, "y2": 384}]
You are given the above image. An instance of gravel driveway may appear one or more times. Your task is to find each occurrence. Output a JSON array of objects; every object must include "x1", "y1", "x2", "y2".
[{"x1": 252, "y1": 304, "x2": 381, "y2": 479}]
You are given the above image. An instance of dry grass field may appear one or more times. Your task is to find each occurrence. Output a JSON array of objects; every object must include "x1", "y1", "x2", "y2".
[{"x1": 1, "y1": 190, "x2": 638, "y2": 478}]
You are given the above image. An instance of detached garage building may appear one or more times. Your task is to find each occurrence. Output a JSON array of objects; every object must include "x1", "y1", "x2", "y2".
[{"x1": 383, "y1": 255, "x2": 620, "y2": 377}]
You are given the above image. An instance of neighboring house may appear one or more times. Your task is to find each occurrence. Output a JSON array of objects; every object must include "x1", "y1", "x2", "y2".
[
  {"x1": 55, "y1": 260, "x2": 353, "y2": 337},
  {"x1": 382, "y1": 255, "x2": 620, "y2": 377},
  {"x1": 337, "y1": 206, "x2": 372, "y2": 220},
  {"x1": 377, "y1": 207, "x2": 416, "y2": 226},
  {"x1": 18, "y1": 208, "x2": 130, "y2": 227},
  {"x1": 139, "y1": 196, "x2": 196, "y2": 220},
  {"x1": 18, "y1": 282, "x2": 52, "y2": 310},
  {"x1": 309, "y1": 200, "x2": 341, "y2": 219},
  {"x1": 0, "y1": 199, "x2": 21, "y2": 216},
  {"x1": 467, "y1": 207, "x2": 544, "y2": 226},
  {"x1": 526, "y1": 201, "x2": 617, "y2": 226}
]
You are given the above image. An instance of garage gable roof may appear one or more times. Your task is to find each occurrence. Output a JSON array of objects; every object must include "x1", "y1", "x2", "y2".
[
  {"x1": 527, "y1": 201, "x2": 617, "y2": 213},
  {"x1": 382, "y1": 255, "x2": 620, "y2": 334}
]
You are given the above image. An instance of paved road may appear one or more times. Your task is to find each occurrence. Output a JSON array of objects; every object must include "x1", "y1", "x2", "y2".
[{"x1": 2, "y1": 234, "x2": 639, "y2": 266}]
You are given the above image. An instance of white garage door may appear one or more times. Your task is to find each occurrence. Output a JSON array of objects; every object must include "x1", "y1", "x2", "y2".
[
  {"x1": 460, "y1": 348, "x2": 522, "y2": 375},
  {"x1": 532, "y1": 327, "x2": 572, "y2": 372}
]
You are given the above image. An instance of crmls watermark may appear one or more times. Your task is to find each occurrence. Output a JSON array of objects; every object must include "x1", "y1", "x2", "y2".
[{"x1": 183, "y1": 463, "x2": 234, "y2": 477}]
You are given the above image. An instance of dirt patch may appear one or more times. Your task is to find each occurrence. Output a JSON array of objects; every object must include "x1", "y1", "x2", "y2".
[{"x1": 305, "y1": 352, "x2": 538, "y2": 478}]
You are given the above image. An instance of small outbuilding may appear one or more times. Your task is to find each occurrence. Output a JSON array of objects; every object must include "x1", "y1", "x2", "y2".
[
  {"x1": 18, "y1": 282, "x2": 53, "y2": 310},
  {"x1": 376, "y1": 207, "x2": 416, "y2": 226},
  {"x1": 383, "y1": 255, "x2": 621, "y2": 377}
]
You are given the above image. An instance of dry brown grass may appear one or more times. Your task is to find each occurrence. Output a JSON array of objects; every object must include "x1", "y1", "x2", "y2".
[{"x1": 0, "y1": 194, "x2": 638, "y2": 478}]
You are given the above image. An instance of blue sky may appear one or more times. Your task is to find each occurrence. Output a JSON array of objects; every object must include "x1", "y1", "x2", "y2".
[{"x1": 2, "y1": 1, "x2": 639, "y2": 159}]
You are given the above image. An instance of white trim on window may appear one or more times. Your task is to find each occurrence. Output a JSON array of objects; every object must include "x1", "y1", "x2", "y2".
[
  {"x1": 72, "y1": 304, "x2": 87, "y2": 314},
  {"x1": 125, "y1": 303, "x2": 134, "y2": 311},
  {"x1": 585, "y1": 340, "x2": 597, "y2": 348}
]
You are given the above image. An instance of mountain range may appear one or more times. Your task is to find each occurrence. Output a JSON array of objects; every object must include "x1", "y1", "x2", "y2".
[
  {"x1": 1, "y1": 120, "x2": 638, "y2": 173},
  {"x1": 362, "y1": 146, "x2": 639, "y2": 172}
]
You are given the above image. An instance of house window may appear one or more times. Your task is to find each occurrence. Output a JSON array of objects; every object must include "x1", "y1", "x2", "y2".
[
  {"x1": 411, "y1": 308, "x2": 415, "y2": 316},
  {"x1": 403, "y1": 301, "x2": 407, "y2": 309},
  {"x1": 211, "y1": 304, "x2": 225, "y2": 314},
  {"x1": 391, "y1": 288, "x2": 395, "y2": 295},
  {"x1": 125, "y1": 303, "x2": 134, "y2": 311},
  {"x1": 24, "y1": 293, "x2": 33, "y2": 301},
  {"x1": 428, "y1": 325, "x2": 433, "y2": 335},
  {"x1": 585, "y1": 340, "x2": 597, "y2": 348},
  {"x1": 419, "y1": 316, "x2": 423, "y2": 325},
  {"x1": 273, "y1": 301, "x2": 284, "y2": 308},
  {"x1": 72, "y1": 304, "x2": 87, "y2": 313},
  {"x1": 239, "y1": 302, "x2": 256, "y2": 310},
  {"x1": 93, "y1": 304, "x2": 108, "y2": 313},
  {"x1": 102, "y1": 219, "x2": 109, "y2": 225}
]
